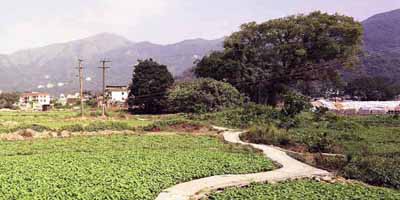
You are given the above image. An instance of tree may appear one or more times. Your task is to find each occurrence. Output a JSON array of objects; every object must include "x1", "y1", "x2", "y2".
[
  {"x1": 345, "y1": 76, "x2": 399, "y2": 101},
  {"x1": 167, "y1": 78, "x2": 245, "y2": 113},
  {"x1": 128, "y1": 59, "x2": 174, "y2": 114},
  {"x1": 195, "y1": 11, "x2": 363, "y2": 106},
  {"x1": 0, "y1": 92, "x2": 20, "y2": 109}
]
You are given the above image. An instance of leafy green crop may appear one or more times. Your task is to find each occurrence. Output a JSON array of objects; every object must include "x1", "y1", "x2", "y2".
[
  {"x1": 207, "y1": 180, "x2": 400, "y2": 200},
  {"x1": 0, "y1": 111, "x2": 152, "y2": 133},
  {"x1": 0, "y1": 135, "x2": 273, "y2": 199}
]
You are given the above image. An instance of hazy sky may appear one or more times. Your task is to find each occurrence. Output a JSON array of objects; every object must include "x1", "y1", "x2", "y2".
[{"x1": 0, "y1": 0, "x2": 399, "y2": 54}]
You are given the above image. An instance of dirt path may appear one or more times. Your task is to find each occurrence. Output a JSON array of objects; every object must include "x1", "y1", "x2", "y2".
[{"x1": 156, "y1": 127, "x2": 332, "y2": 200}]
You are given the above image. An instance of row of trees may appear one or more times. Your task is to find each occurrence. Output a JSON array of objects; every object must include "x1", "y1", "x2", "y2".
[
  {"x1": 127, "y1": 59, "x2": 245, "y2": 114},
  {"x1": 127, "y1": 12, "x2": 397, "y2": 114}
]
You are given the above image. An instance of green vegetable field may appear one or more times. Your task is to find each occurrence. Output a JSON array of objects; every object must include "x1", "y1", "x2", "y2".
[
  {"x1": 207, "y1": 180, "x2": 400, "y2": 200},
  {"x1": 0, "y1": 135, "x2": 273, "y2": 199},
  {"x1": 0, "y1": 111, "x2": 152, "y2": 133}
]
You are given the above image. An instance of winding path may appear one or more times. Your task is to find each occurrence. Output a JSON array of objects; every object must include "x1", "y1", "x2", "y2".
[{"x1": 156, "y1": 127, "x2": 332, "y2": 200}]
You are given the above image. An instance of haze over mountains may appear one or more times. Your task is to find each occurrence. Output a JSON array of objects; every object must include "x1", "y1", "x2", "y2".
[
  {"x1": 0, "y1": 33, "x2": 223, "y2": 94},
  {"x1": 349, "y1": 8, "x2": 400, "y2": 81},
  {"x1": 0, "y1": 9, "x2": 399, "y2": 94}
]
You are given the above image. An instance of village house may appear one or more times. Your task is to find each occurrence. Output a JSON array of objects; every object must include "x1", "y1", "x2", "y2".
[
  {"x1": 66, "y1": 93, "x2": 80, "y2": 106},
  {"x1": 105, "y1": 85, "x2": 128, "y2": 106},
  {"x1": 19, "y1": 92, "x2": 51, "y2": 111}
]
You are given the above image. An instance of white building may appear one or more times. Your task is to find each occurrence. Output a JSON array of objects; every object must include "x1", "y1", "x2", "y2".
[
  {"x1": 19, "y1": 92, "x2": 51, "y2": 111},
  {"x1": 312, "y1": 99, "x2": 400, "y2": 115},
  {"x1": 105, "y1": 85, "x2": 128, "y2": 104}
]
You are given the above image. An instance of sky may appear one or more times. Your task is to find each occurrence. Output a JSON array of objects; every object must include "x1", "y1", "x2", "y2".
[{"x1": 0, "y1": 0, "x2": 399, "y2": 54}]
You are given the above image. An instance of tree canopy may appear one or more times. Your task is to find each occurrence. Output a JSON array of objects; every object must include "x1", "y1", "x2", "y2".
[
  {"x1": 195, "y1": 11, "x2": 363, "y2": 106},
  {"x1": 0, "y1": 92, "x2": 19, "y2": 109},
  {"x1": 128, "y1": 59, "x2": 174, "y2": 114}
]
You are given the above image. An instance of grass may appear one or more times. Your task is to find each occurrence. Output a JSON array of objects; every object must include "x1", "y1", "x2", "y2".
[
  {"x1": 241, "y1": 112, "x2": 400, "y2": 189},
  {"x1": 207, "y1": 180, "x2": 400, "y2": 200},
  {"x1": 0, "y1": 134, "x2": 274, "y2": 199},
  {"x1": 0, "y1": 111, "x2": 152, "y2": 133}
]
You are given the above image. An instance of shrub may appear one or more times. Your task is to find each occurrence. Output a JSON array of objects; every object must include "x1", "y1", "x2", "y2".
[
  {"x1": 281, "y1": 92, "x2": 311, "y2": 117},
  {"x1": 142, "y1": 119, "x2": 206, "y2": 132},
  {"x1": 11, "y1": 124, "x2": 50, "y2": 132},
  {"x1": 60, "y1": 124, "x2": 84, "y2": 132},
  {"x1": 343, "y1": 155, "x2": 400, "y2": 189},
  {"x1": 327, "y1": 120, "x2": 364, "y2": 131},
  {"x1": 312, "y1": 107, "x2": 329, "y2": 121},
  {"x1": 194, "y1": 103, "x2": 282, "y2": 128},
  {"x1": 242, "y1": 125, "x2": 293, "y2": 146},
  {"x1": 167, "y1": 78, "x2": 245, "y2": 113},
  {"x1": 303, "y1": 132, "x2": 342, "y2": 153},
  {"x1": 84, "y1": 122, "x2": 131, "y2": 132}
]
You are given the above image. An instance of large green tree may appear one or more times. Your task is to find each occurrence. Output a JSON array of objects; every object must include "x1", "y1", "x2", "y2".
[
  {"x1": 128, "y1": 59, "x2": 174, "y2": 114},
  {"x1": 195, "y1": 11, "x2": 363, "y2": 106}
]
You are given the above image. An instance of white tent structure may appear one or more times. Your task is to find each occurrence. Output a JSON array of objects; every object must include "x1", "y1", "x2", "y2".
[{"x1": 312, "y1": 100, "x2": 400, "y2": 115}]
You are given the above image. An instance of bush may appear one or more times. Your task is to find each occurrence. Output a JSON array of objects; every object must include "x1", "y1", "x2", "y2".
[
  {"x1": 167, "y1": 78, "x2": 245, "y2": 113},
  {"x1": 281, "y1": 92, "x2": 311, "y2": 117},
  {"x1": 193, "y1": 103, "x2": 282, "y2": 128},
  {"x1": 11, "y1": 124, "x2": 50, "y2": 132},
  {"x1": 343, "y1": 155, "x2": 400, "y2": 189},
  {"x1": 84, "y1": 122, "x2": 131, "y2": 132},
  {"x1": 142, "y1": 119, "x2": 206, "y2": 132},
  {"x1": 242, "y1": 125, "x2": 293, "y2": 146},
  {"x1": 301, "y1": 131, "x2": 342, "y2": 153},
  {"x1": 327, "y1": 120, "x2": 364, "y2": 131},
  {"x1": 60, "y1": 124, "x2": 84, "y2": 132}
]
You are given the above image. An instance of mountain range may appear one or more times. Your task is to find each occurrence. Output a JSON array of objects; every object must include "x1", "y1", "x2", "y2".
[
  {"x1": 0, "y1": 8, "x2": 399, "y2": 94},
  {"x1": 0, "y1": 33, "x2": 223, "y2": 94},
  {"x1": 345, "y1": 9, "x2": 400, "y2": 81}
]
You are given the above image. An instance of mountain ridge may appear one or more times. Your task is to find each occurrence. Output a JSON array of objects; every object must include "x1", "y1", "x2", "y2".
[
  {"x1": 0, "y1": 32, "x2": 224, "y2": 94},
  {"x1": 1, "y1": 8, "x2": 399, "y2": 94}
]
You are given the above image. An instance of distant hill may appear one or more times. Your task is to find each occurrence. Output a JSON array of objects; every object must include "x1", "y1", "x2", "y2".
[
  {"x1": 345, "y1": 9, "x2": 400, "y2": 81},
  {"x1": 1, "y1": 9, "x2": 400, "y2": 95},
  {"x1": 0, "y1": 33, "x2": 223, "y2": 94}
]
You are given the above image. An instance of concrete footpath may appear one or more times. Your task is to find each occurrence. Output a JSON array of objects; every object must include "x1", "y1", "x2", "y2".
[{"x1": 156, "y1": 127, "x2": 331, "y2": 200}]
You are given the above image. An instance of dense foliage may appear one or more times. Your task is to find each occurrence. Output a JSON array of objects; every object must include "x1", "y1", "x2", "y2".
[
  {"x1": 207, "y1": 180, "x2": 400, "y2": 200},
  {"x1": 344, "y1": 76, "x2": 400, "y2": 101},
  {"x1": 242, "y1": 112, "x2": 400, "y2": 189},
  {"x1": 167, "y1": 78, "x2": 245, "y2": 113},
  {"x1": 281, "y1": 92, "x2": 311, "y2": 117},
  {"x1": 128, "y1": 59, "x2": 174, "y2": 114},
  {"x1": 0, "y1": 135, "x2": 273, "y2": 199},
  {"x1": 192, "y1": 103, "x2": 282, "y2": 128},
  {"x1": 195, "y1": 11, "x2": 363, "y2": 105},
  {"x1": 0, "y1": 92, "x2": 19, "y2": 109}
]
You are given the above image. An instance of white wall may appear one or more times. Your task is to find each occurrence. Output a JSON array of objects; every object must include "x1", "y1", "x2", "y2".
[{"x1": 110, "y1": 91, "x2": 128, "y2": 103}]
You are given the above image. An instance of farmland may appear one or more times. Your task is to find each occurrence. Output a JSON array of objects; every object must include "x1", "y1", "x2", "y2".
[
  {"x1": 0, "y1": 134, "x2": 273, "y2": 199},
  {"x1": 237, "y1": 111, "x2": 400, "y2": 189},
  {"x1": 0, "y1": 111, "x2": 152, "y2": 133},
  {"x1": 207, "y1": 180, "x2": 400, "y2": 200}
]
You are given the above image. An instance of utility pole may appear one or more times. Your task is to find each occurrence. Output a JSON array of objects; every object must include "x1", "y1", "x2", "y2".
[
  {"x1": 77, "y1": 59, "x2": 84, "y2": 118},
  {"x1": 99, "y1": 59, "x2": 111, "y2": 117}
]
